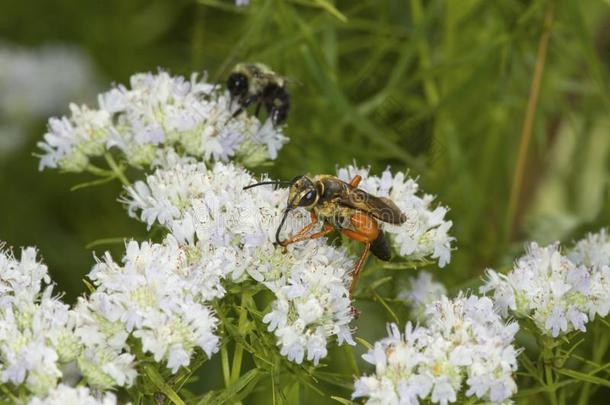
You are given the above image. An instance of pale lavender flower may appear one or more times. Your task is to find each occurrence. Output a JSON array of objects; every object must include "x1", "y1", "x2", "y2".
[
  {"x1": 28, "y1": 384, "x2": 117, "y2": 405},
  {"x1": 38, "y1": 70, "x2": 287, "y2": 171},
  {"x1": 353, "y1": 295, "x2": 519, "y2": 404},
  {"x1": 482, "y1": 239, "x2": 610, "y2": 337},
  {"x1": 0, "y1": 247, "x2": 79, "y2": 395},
  {"x1": 398, "y1": 271, "x2": 447, "y2": 321},
  {"x1": 86, "y1": 237, "x2": 220, "y2": 374}
]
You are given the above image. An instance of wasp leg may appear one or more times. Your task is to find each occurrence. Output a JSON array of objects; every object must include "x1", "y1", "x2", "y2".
[
  {"x1": 278, "y1": 213, "x2": 333, "y2": 252},
  {"x1": 340, "y1": 229, "x2": 372, "y2": 295},
  {"x1": 349, "y1": 175, "x2": 362, "y2": 188},
  {"x1": 281, "y1": 224, "x2": 334, "y2": 249},
  {"x1": 341, "y1": 213, "x2": 380, "y2": 299}
]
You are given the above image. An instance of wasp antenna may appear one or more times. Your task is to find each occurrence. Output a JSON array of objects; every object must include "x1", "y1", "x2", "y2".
[
  {"x1": 243, "y1": 180, "x2": 291, "y2": 190},
  {"x1": 275, "y1": 208, "x2": 292, "y2": 245}
]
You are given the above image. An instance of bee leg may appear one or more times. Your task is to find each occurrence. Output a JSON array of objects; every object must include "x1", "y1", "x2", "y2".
[
  {"x1": 254, "y1": 101, "x2": 262, "y2": 117},
  {"x1": 348, "y1": 175, "x2": 362, "y2": 188},
  {"x1": 231, "y1": 95, "x2": 259, "y2": 118}
]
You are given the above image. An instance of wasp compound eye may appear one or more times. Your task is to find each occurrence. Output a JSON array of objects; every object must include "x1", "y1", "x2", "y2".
[
  {"x1": 298, "y1": 190, "x2": 317, "y2": 207},
  {"x1": 227, "y1": 73, "x2": 248, "y2": 97}
]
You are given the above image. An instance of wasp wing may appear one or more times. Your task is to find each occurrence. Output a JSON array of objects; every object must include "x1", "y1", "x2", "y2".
[{"x1": 338, "y1": 189, "x2": 407, "y2": 225}]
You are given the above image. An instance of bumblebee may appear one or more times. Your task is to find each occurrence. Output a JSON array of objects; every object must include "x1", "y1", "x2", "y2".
[
  {"x1": 227, "y1": 63, "x2": 290, "y2": 127},
  {"x1": 244, "y1": 174, "x2": 406, "y2": 298}
]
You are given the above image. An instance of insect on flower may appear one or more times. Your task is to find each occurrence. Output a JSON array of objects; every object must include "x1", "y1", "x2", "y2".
[
  {"x1": 244, "y1": 174, "x2": 407, "y2": 298},
  {"x1": 227, "y1": 63, "x2": 291, "y2": 126}
]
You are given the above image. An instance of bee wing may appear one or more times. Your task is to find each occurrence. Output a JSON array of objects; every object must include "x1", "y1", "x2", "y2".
[
  {"x1": 338, "y1": 189, "x2": 407, "y2": 225},
  {"x1": 281, "y1": 75, "x2": 302, "y2": 87}
]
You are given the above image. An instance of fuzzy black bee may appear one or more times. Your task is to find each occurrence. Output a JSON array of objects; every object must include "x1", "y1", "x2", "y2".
[{"x1": 227, "y1": 63, "x2": 290, "y2": 127}]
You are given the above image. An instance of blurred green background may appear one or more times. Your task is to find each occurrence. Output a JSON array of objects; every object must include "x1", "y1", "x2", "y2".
[{"x1": 1, "y1": 0, "x2": 609, "y2": 403}]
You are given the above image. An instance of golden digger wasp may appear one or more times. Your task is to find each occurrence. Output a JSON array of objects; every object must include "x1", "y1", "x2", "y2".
[{"x1": 244, "y1": 174, "x2": 407, "y2": 298}]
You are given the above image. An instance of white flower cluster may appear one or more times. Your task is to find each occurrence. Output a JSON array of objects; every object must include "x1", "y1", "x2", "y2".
[
  {"x1": 0, "y1": 247, "x2": 77, "y2": 395},
  {"x1": 0, "y1": 244, "x2": 137, "y2": 399},
  {"x1": 481, "y1": 238, "x2": 610, "y2": 337},
  {"x1": 398, "y1": 271, "x2": 447, "y2": 321},
  {"x1": 28, "y1": 384, "x2": 117, "y2": 405},
  {"x1": 0, "y1": 43, "x2": 97, "y2": 155},
  {"x1": 69, "y1": 296, "x2": 137, "y2": 389},
  {"x1": 354, "y1": 295, "x2": 519, "y2": 405},
  {"x1": 337, "y1": 165, "x2": 453, "y2": 267},
  {"x1": 568, "y1": 228, "x2": 610, "y2": 270},
  {"x1": 38, "y1": 70, "x2": 287, "y2": 172},
  {"x1": 86, "y1": 238, "x2": 220, "y2": 373},
  {"x1": 124, "y1": 161, "x2": 355, "y2": 364}
]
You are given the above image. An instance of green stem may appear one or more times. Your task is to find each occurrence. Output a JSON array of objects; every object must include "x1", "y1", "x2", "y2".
[
  {"x1": 343, "y1": 344, "x2": 360, "y2": 375},
  {"x1": 221, "y1": 344, "x2": 231, "y2": 388},
  {"x1": 506, "y1": 1, "x2": 554, "y2": 239},
  {"x1": 0, "y1": 385, "x2": 18, "y2": 404},
  {"x1": 230, "y1": 293, "x2": 251, "y2": 384},
  {"x1": 578, "y1": 327, "x2": 609, "y2": 404},
  {"x1": 85, "y1": 163, "x2": 113, "y2": 177},
  {"x1": 104, "y1": 152, "x2": 130, "y2": 186},
  {"x1": 542, "y1": 339, "x2": 559, "y2": 405}
]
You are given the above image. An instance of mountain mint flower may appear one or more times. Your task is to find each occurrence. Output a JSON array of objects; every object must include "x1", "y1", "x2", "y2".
[
  {"x1": 481, "y1": 240, "x2": 610, "y2": 337},
  {"x1": 0, "y1": 247, "x2": 79, "y2": 395},
  {"x1": 28, "y1": 384, "x2": 117, "y2": 405},
  {"x1": 353, "y1": 294, "x2": 519, "y2": 404},
  {"x1": 398, "y1": 271, "x2": 447, "y2": 321},
  {"x1": 568, "y1": 228, "x2": 610, "y2": 270},
  {"x1": 70, "y1": 297, "x2": 137, "y2": 389},
  {"x1": 38, "y1": 70, "x2": 287, "y2": 171},
  {"x1": 124, "y1": 161, "x2": 355, "y2": 364},
  {"x1": 337, "y1": 165, "x2": 454, "y2": 267},
  {"x1": 86, "y1": 238, "x2": 220, "y2": 373}
]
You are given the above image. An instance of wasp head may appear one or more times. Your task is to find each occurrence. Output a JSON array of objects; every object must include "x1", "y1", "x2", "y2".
[{"x1": 288, "y1": 175, "x2": 318, "y2": 210}]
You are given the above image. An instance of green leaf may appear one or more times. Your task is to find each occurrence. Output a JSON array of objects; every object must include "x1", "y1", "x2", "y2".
[
  {"x1": 85, "y1": 237, "x2": 126, "y2": 249},
  {"x1": 355, "y1": 337, "x2": 372, "y2": 350},
  {"x1": 331, "y1": 396, "x2": 357, "y2": 405},
  {"x1": 202, "y1": 368, "x2": 265, "y2": 405},
  {"x1": 518, "y1": 353, "x2": 545, "y2": 385},
  {"x1": 383, "y1": 259, "x2": 433, "y2": 270},
  {"x1": 315, "y1": 371, "x2": 354, "y2": 390},
  {"x1": 514, "y1": 379, "x2": 577, "y2": 397},
  {"x1": 70, "y1": 175, "x2": 117, "y2": 191},
  {"x1": 81, "y1": 278, "x2": 96, "y2": 293},
  {"x1": 370, "y1": 289, "x2": 400, "y2": 324},
  {"x1": 142, "y1": 364, "x2": 185, "y2": 405},
  {"x1": 555, "y1": 368, "x2": 610, "y2": 387},
  {"x1": 311, "y1": 0, "x2": 347, "y2": 22}
]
